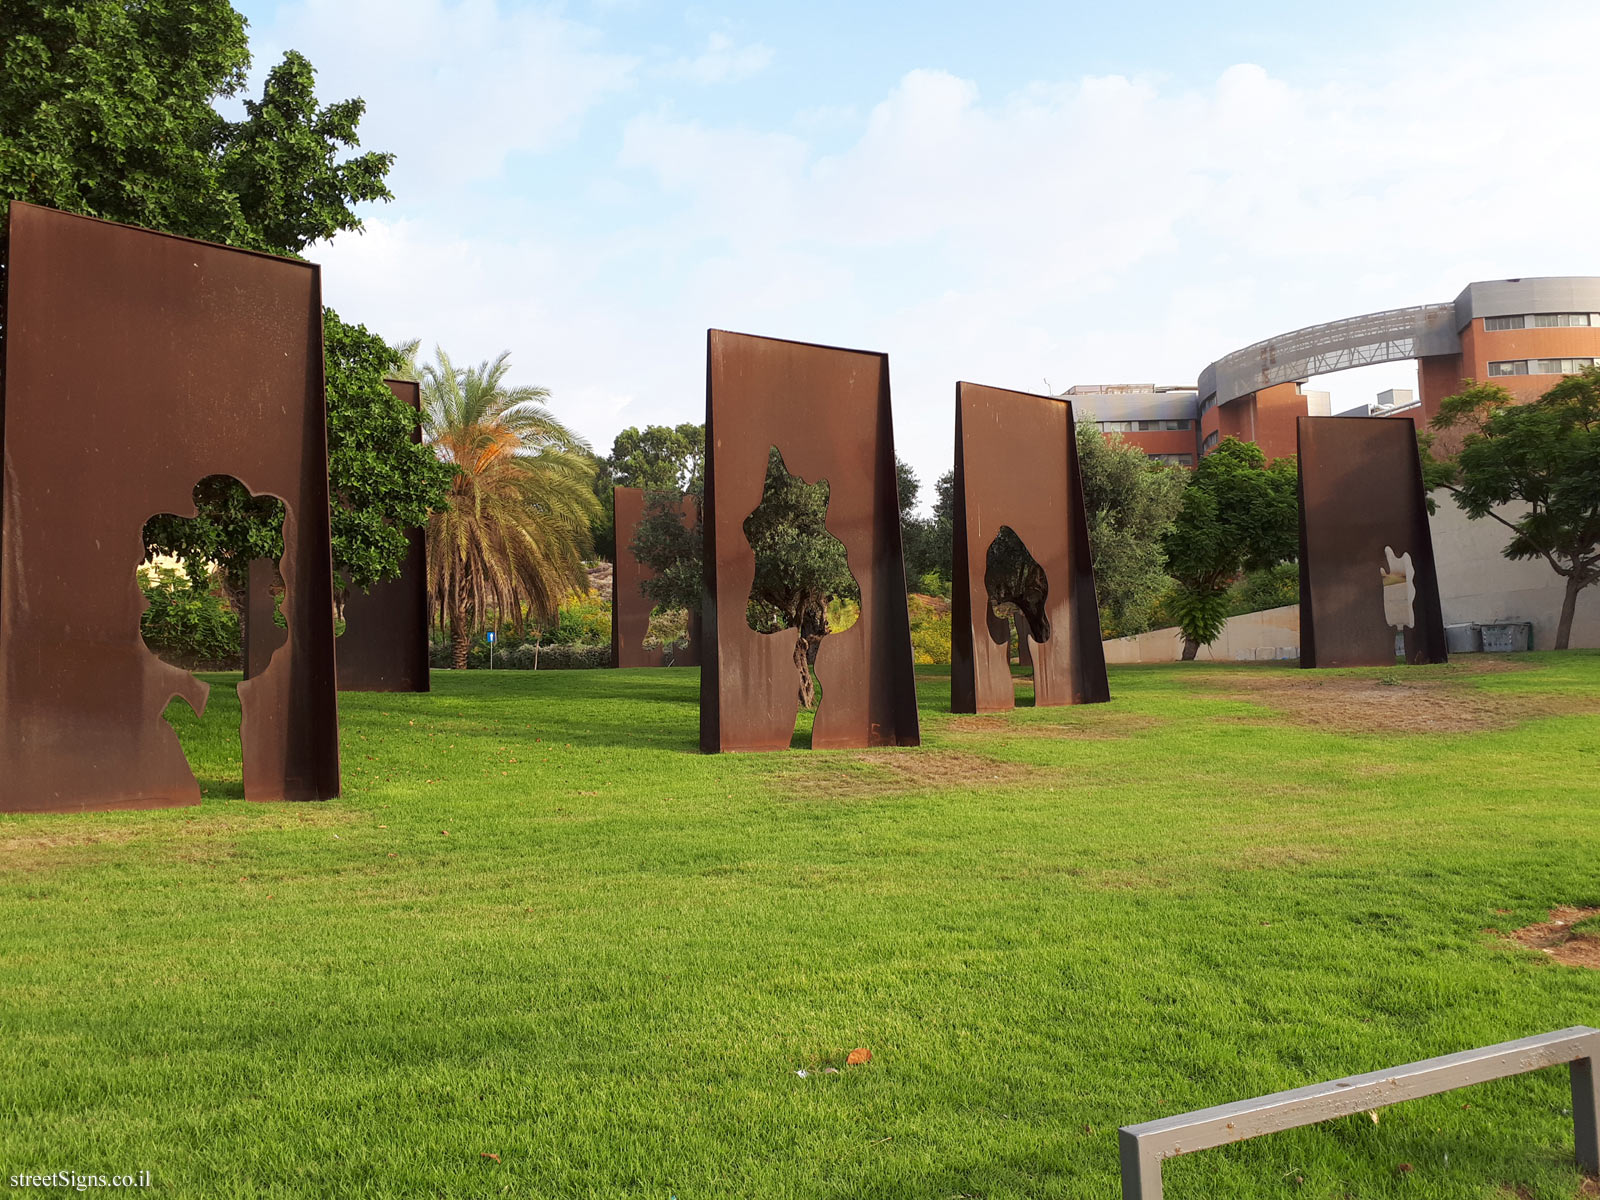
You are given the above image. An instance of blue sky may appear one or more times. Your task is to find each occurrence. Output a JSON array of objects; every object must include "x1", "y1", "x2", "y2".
[{"x1": 229, "y1": 0, "x2": 1600, "y2": 507}]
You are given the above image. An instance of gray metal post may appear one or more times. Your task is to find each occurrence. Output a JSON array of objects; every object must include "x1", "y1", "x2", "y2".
[
  {"x1": 1119, "y1": 1129, "x2": 1162, "y2": 1200},
  {"x1": 1575, "y1": 1054, "x2": 1599, "y2": 1173}
]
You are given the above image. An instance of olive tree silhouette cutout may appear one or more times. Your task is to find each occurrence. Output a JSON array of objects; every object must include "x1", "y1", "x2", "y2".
[
  {"x1": 984, "y1": 526, "x2": 1051, "y2": 650},
  {"x1": 741, "y1": 447, "x2": 860, "y2": 711}
]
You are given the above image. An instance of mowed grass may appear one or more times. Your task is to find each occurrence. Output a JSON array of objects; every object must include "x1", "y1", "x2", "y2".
[{"x1": 2, "y1": 655, "x2": 1599, "y2": 1199}]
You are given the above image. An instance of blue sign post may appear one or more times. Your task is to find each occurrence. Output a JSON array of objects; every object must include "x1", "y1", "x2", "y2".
[{"x1": 486, "y1": 629, "x2": 496, "y2": 670}]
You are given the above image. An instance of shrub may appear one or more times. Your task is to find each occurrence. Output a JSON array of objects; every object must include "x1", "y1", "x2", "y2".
[
  {"x1": 428, "y1": 639, "x2": 612, "y2": 670},
  {"x1": 644, "y1": 608, "x2": 690, "y2": 652},
  {"x1": 546, "y1": 593, "x2": 611, "y2": 646},
  {"x1": 139, "y1": 565, "x2": 241, "y2": 670},
  {"x1": 1227, "y1": 563, "x2": 1300, "y2": 616},
  {"x1": 907, "y1": 593, "x2": 952, "y2": 665}
]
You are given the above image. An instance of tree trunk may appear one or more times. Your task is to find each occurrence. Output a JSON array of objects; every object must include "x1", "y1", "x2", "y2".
[
  {"x1": 1181, "y1": 637, "x2": 1200, "y2": 662},
  {"x1": 794, "y1": 636, "x2": 816, "y2": 710},
  {"x1": 1555, "y1": 573, "x2": 1585, "y2": 651},
  {"x1": 450, "y1": 605, "x2": 471, "y2": 670}
]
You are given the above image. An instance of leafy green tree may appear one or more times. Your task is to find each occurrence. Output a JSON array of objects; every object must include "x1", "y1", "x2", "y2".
[
  {"x1": 422, "y1": 349, "x2": 598, "y2": 669},
  {"x1": 1163, "y1": 438, "x2": 1298, "y2": 659},
  {"x1": 895, "y1": 456, "x2": 945, "y2": 585},
  {"x1": 1076, "y1": 424, "x2": 1188, "y2": 636},
  {"x1": 142, "y1": 477, "x2": 283, "y2": 614},
  {"x1": 0, "y1": 3, "x2": 391, "y2": 254},
  {"x1": 913, "y1": 468, "x2": 957, "y2": 588},
  {"x1": 323, "y1": 315, "x2": 456, "y2": 595},
  {"x1": 632, "y1": 448, "x2": 860, "y2": 709},
  {"x1": 1, "y1": 2, "x2": 453, "y2": 648},
  {"x1": 141, "y1": 313, "x2": 453, "y2": 610},
  {"x1": 1429, "y1": 371, "x2": 1600, "y2": 649},
  {"x1": 591, "y1": 423, "x2": 705, "y2": 559},
  {"x1": 630, "y1": 489, "x2": 702, "y2": 620}
]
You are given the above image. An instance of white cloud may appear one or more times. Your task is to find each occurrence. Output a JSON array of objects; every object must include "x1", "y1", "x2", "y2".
[
  {"x1": 663, "y1": 32, "x2": 773, "y2": 85},
  {"x1": 248, "y1": 0, "x2": 638, "y2": 194},
  {"x1": 303, "y1": 2, "x2": 1600, "y2": 505}
]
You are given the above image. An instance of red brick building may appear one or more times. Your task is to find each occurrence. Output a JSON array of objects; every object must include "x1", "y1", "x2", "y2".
[{"x1": 1194, "y1": 277, "x2": 1600, "y2": 460}]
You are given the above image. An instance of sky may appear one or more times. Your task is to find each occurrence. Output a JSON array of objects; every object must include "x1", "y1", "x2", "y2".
[{"x1": 230, "y1": 0, "x2": 1600, "y2": 510}]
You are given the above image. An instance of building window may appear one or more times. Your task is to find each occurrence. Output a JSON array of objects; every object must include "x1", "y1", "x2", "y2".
[
  {"x1": 1532, "y1": 313, "x2": 1593, "y2": 328},
  {"x1": 1532, "y1": 357, "x2": 1595, "y2": 374},
  {"x1": 1149, "y1": 453, "x2": 1193, "y2": 467},
  {"x1": 1199, "y1": 396, "x2": 1216, "y2": 415},
  {"x1": 1099, "y1": 421, "x2": 1134, "y2": 433},
  {"x1": 1201, "y1": 431, "x2": 1220, "y2": 454},
  {"x1": 1487, "y1": 360, "x2": 1528, "y2": 376},
  {"x1": 1485, "y1": 315, "x2": 1526, "y2": 331}
]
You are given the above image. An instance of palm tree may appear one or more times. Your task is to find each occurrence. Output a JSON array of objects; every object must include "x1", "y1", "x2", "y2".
[
  {"x1": 388, "y1": 337, "x2": 422, "y2": 382},
  {"x1": 420, "y1": 349, "x2": 599, "y2": 668}
]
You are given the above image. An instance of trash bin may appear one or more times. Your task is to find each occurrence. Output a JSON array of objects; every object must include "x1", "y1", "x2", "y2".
[
  {"x1": 1479, "y1": 622, "x2": 1532, "y2": 653},
  {"x1": 1445, "y1": 623, "x2": 1481, "y2": 653}
]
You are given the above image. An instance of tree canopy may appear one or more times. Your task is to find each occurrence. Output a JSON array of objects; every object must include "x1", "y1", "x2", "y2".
[
  {"x1": 2, "y1": 1, "x2": 450, "y2": 618},
  {"x1": 141, "y1": 312, "x2": 454, "y2": 602},
  {"x1": 0, "y1": 2, "x2": 391, "y2": 254},
  {"x1": 1076, "y1": 424, "x2": 1188, "y2": 636},
  {"x1": 632, "y1": 447, "x2": 861, "y2": 709},
  {"x1": 1163, "y1": 438, "x2": 1299, "y2": 657},
  {"x1": 1429, "y1": 371, "x2": 1600, "y2": 649},
  {"x1": 591, "y1": 423, "x2": 705, "y2": 560}
]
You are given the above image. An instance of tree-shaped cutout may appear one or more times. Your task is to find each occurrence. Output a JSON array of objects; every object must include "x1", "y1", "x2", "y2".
[
  {"x1": 1380, "y1": 545, "x2": 1417, "y2": 632},
  {"x1": 985, "y1": 526, "x2": 1051, "y2": 647},
  {"x1": 742, "y1": 447, "x2": 860, "y2": 710},
  {"x1": 140, "y1": 475, "x2": 286, "y2": 672}
]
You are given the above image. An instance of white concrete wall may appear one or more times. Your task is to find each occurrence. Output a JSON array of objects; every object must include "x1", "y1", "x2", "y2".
[
  {"x1": 1102, "y1": 604, "x2": 1300, "y2": 664},
  {"x1": 1428, "y1": 493, "x2": 1600, "y2": 650}
]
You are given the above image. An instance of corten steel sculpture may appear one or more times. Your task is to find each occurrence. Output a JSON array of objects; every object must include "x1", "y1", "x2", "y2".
[
  {"x1": 612, "y1": 486, "x2": 701, "y2": 668},
  {"x1": 0, "y1": 203, "x2": 340, "y2": 812},
  {"x1": 335, "y1": 379, "x2": 431, "y2": 692},
  {"x1": 701, "y1": 330, "x2": 920, "y2": 752},
  {"x1": 1297, "y1": 415, "x2": 1448, "y2": 668},
  {"x1": 950, "y1": 383, "x2": 1110, "y2": 713},
  {"x1": 244, "y1": 557, "x2": 286, "y2": 679}
]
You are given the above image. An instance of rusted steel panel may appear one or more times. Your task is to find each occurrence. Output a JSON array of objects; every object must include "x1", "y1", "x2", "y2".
[
  {"x1": 0, "y1": 202, "x2": 340, "y2": 812},
  {"x1": 701, "y1": 330, "x2": 920, "y2": 752},
  {"x1": 951, "y1": 383, "x2": 1109, "y2": 713},
  {"x1": 335, "y1": 378, "x2": 430, "y2": 692},
  {"x1": 611, "y1": 486, "x2": 701, "y2": 668},
  {"x1": 1298, "y1": 416, "x2": 1448, "y2": 669},
  {"x1": 244, "y1": 556, "x2": 286, "y2": 679}
]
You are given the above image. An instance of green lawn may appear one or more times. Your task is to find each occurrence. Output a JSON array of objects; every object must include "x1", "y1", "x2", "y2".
[{"x1": 3, "y1": 655, "x2": 1599, "y2": 1199}]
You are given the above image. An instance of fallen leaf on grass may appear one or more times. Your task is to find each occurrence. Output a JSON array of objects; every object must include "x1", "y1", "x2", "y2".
[
  {"x1": 847, "y1": 1048, "x2": 872, "y2": 1066},
  {"x1": 480, "y1": 1152, "x2": 500, "y2": 1163}
]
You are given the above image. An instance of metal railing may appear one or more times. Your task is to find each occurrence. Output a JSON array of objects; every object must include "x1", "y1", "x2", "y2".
[{"x1": 1118, "y1": 1026, "x2": 1600, "y2": 1199}]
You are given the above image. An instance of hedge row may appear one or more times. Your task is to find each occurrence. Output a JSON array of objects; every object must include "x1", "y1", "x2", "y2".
[{"x1": 428, "y1": 642, "x2": 612, "y2": 670}]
